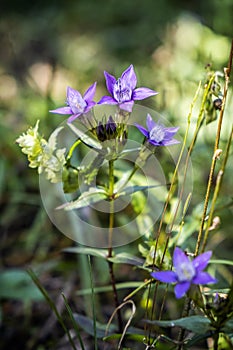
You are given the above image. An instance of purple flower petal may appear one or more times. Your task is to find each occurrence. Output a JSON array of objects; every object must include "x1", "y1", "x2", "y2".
[
  {"x1": 174, "y1": 281, "x2": 191, "y2": 298},
  {"x1": 67, "y1": 87, "x2": 83, "y2": 106},
  {"x1": 135, "y1": 123, "x2": 149, "y2": 138},
  {"x1": 104, "y1": 71, "x2": 116, "y2": 95},
  {"x1": 67, "y1": 113, "x2": 81, "y2": 123},
  {"x1": 192, "y1": 271, "x2": 217, "y2": 285},
  {"x1": 162, "y1": 139, "x2": 180, "y2": 146},
  {"x1": 86, "y1": 101, "x2": 96, "y2": 110},
  {"x1": 173, "y1": 247, "x2": 190, "y2": 269},
  {"x1": 164, "y1": 126, "x2": 180, "y2": 135},
  {"x1": 133, "y1": 87, "x2": 158, "y2": 101},
  {"x1": 193, "y1": 251, "x2": 212, "y2": 272},
  {"x1": 119, "y1": 101, "x2": 134, "y2": 112},
  {"x1": 146, "y1": 114, "x2": 157, "y2": 131},
  {"x1": 50, "y1": 107, "x2": 73, "y2": 115},
  {"x1": 149, "y1": 140, "x2": 162, "y2": 146},
  {"x1": 98, "y1": 96, "x2": 118, "y2": 105},
  {"x1": 151, "y1": 271, "x2": 177, "y2": 283},
  {"x1": 121, "y1": 64, "x2": 137, "y2": 90},
  {"x1": 83, "y1": 82, "x2": 97, "y2": 102}
]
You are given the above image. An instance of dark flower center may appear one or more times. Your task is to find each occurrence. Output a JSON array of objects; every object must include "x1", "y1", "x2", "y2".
[
  {"x1": 113, "y1": 78, "x2": 132, "y2": 103},
  {"x1": 149, "y1": 125, "x2": 165, "y2": 143}
]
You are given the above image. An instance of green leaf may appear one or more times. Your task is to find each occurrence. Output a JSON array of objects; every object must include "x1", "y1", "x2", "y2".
[
  {"x1": 62, "y1": 293, "x2": 85, "y2": 350},
  {"x1": 185, "y1": 332, "x2": 213, "y2": 347},
  {"x1": 224, "y1": 317, "x2": 233, "y2": 334},
  {"x1": 116, "y1": 184, "x2": 162, "y2": 198},
  {"x1": 108, "y1": 253, "x2": 144, "y2": 266},
  {"x1": 65, "y1": 248, "x2": 144, "y2": 267},
  {"x1": 68, "y1": 122, "x2": 102, "y2": 150},
  {"x1": 0, "y1": 269, "x2": 43, "y2": 302},
  {"x1": 76, "y1": 282, "x2": 143, "y2": 296},
  {"x1": 210, "y1": 259, "x2": 233, "y2": 267},
  {"x1": 47, "y1": 126, "x2": 64, "y2": 150},
  {"x1": 145, "y1": 315, "x2": 212, "y2": 334},
  {"x1": 73, "y1": 313, "x2": 117, "y2": 338},
  {"x1": 57, "y1": 187, "x2": 108, "y2": 210},
  {"x1": 117, "y1": 147, "x2": 141, "y2": 159},
  {"x1": 63, "y1": 246, "x2": 108, "y2": 259},
  {"x1": 79, "y1": 152, "x2": 105, "y2": 186}
]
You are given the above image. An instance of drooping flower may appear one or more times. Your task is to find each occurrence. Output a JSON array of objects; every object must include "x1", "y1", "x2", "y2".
[
  {"x1": 98, "y1": 64, "x2": 157, "y2": 112},
  {"x1": 135, "y1": 114, "x2": 180, "y2": 146},
  {"x1": 151, "y1": 247, "x2": 217, "y2": 299},
  {"x1": 50, "y1": 83, "x2": 97, "y2": 123}
]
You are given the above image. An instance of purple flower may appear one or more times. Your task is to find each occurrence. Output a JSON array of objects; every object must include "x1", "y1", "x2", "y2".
[
  {"x1": 151, "y1": 247, "x2": 217, "y2": 299},
  {"x1": 98, "y1": 64, "x2": 157, "y2": 112},
  {"x1": 50, "y1": 83, "x2": 97, "y2": 123},
  {"x1": 135, "y1": 114, "x2": 180, "y2": 146}
]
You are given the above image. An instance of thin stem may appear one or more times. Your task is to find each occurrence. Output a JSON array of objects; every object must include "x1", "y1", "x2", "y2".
[
  {"x1": 107, "y1": 159, "x2": 123, "y2": 332},
  {"x1": 67, "y1": 139, "x2": 82, "y2": 162},
  {"x1": 28, "y1": 269, "x2": 78, "y2": 350},
  {"x1": 145, "y1": 82, "x2": 202, "y2": 343},
  {"x1": 201, "y1": 126, "x2": 233, "y2": 252},
  {"x1": 176, "y1": 298, "x2": 192, "y2": 350},
  {"x1": 115, "y1": 164, "x2": 139, "y2": 195},
  {"x1": 88, "y1": 256, "x2": 98, "y2": 350},
  {"x1": 195, "y1": 40, "x2": 233, "y2": 256}
]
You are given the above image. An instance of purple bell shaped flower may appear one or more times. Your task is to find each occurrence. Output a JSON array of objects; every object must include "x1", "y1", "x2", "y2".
[
  {"x1": 135, "y1": 114, "x2": 180, "y2": 146},
  {"x1": 151, "y1": 247, "x2": 217, "y2": 299},
  {"x1": 50, "y1": 83, "x2": 97, "y2": 123},
  {"x1": 98, "y1": 64, "x2": 157, "y2": 112}
]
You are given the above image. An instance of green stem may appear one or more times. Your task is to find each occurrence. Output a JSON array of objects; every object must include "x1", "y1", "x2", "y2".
[
  {"x1": 67, "y1": 139, "x2": 82, "y2": 162},
  {"x1": 107, "y1": 159, "x2": 123, "y2": 332},
  {"x1": 116, "y1": 164, "x2": 139, "y2": 195},
  {"x1": 195, "y1": 42, "x2": 232, "y2": 256},
  {"x1": 201, "y1": 126, "x2": 233, "y2": 252},
  {"x1": 176, "y1": 298, "x2": 192, "y2": 350}
]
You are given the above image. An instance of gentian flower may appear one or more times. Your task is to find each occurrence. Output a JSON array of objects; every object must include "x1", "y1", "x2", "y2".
[
  {"x1": 50, "y1": 83, "x2": 97, "y2": 123},
  {"x1": 98, "y1": 64, "x2": 157, "y2": 112},
  {"x1": 151, "y1": 247, "x2": 217, "y2": 299},
  {"x1": 135, "y1": 114, "x2": 180, "y2": 146}
]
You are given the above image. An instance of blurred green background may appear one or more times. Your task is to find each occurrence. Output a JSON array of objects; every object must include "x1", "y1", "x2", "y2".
[{"x1": 0, "y1": 0, "x2": 232, "y2": 349}]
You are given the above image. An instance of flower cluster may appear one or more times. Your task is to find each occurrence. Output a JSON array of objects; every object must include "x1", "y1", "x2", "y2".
[
  {"x1": 16, "y1": 121, "x2": 66, "y2": 183},
  {"x1": 49, "y1": 64, "x2": 157, "y2": 122},
  {"x1": 17, "y1": 64, "x2": 181, "y2": 185}
]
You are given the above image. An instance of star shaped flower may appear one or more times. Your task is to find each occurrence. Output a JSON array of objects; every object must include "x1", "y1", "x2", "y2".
[
  {"x1": 135, "y1": 114, "x2": 180, "y2": 146},
  {"x1": 98, "y1": 64, "x2": 157, "y2": 112},
  {"x1": 151, "y1": 247, "x2": 217, "y2": 299},
  {"x1": 50, "y1": 83, "x2": 97, "y2": 123}
]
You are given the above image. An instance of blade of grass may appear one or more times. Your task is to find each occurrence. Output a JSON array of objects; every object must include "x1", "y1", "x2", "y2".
[
  {"x1": 62, "y1": 293, "x2": 86, "y2": 350},
  {"x1": 88, "y1": 256, "x2": 98, "y2": 350},
  {"x1": 27, "y1": 269, "x2": 77, "y2": 350}
]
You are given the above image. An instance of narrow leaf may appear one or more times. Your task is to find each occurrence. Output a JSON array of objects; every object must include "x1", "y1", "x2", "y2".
[
  {"x1": 57, "y1": 187, "x2": 108, "y2": 210},
  {"x1": 62, "y1": 293, "x2": 85, "y2": 350},
  {"x1": 145, "y1": 315, "x2": 211, "y2": 334},
  {"x1": 107, "y1": 253, "x2": 144, "y2": 266},
  {"x1": 63, "y1": 246, "x2": 108, "y2": 259},
  {"x1": 73, "y1": 313, "x2": 116, "y2": 338},
  {"x1": 76, "y1": 282, "x2": 143, "y2": 296}
]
